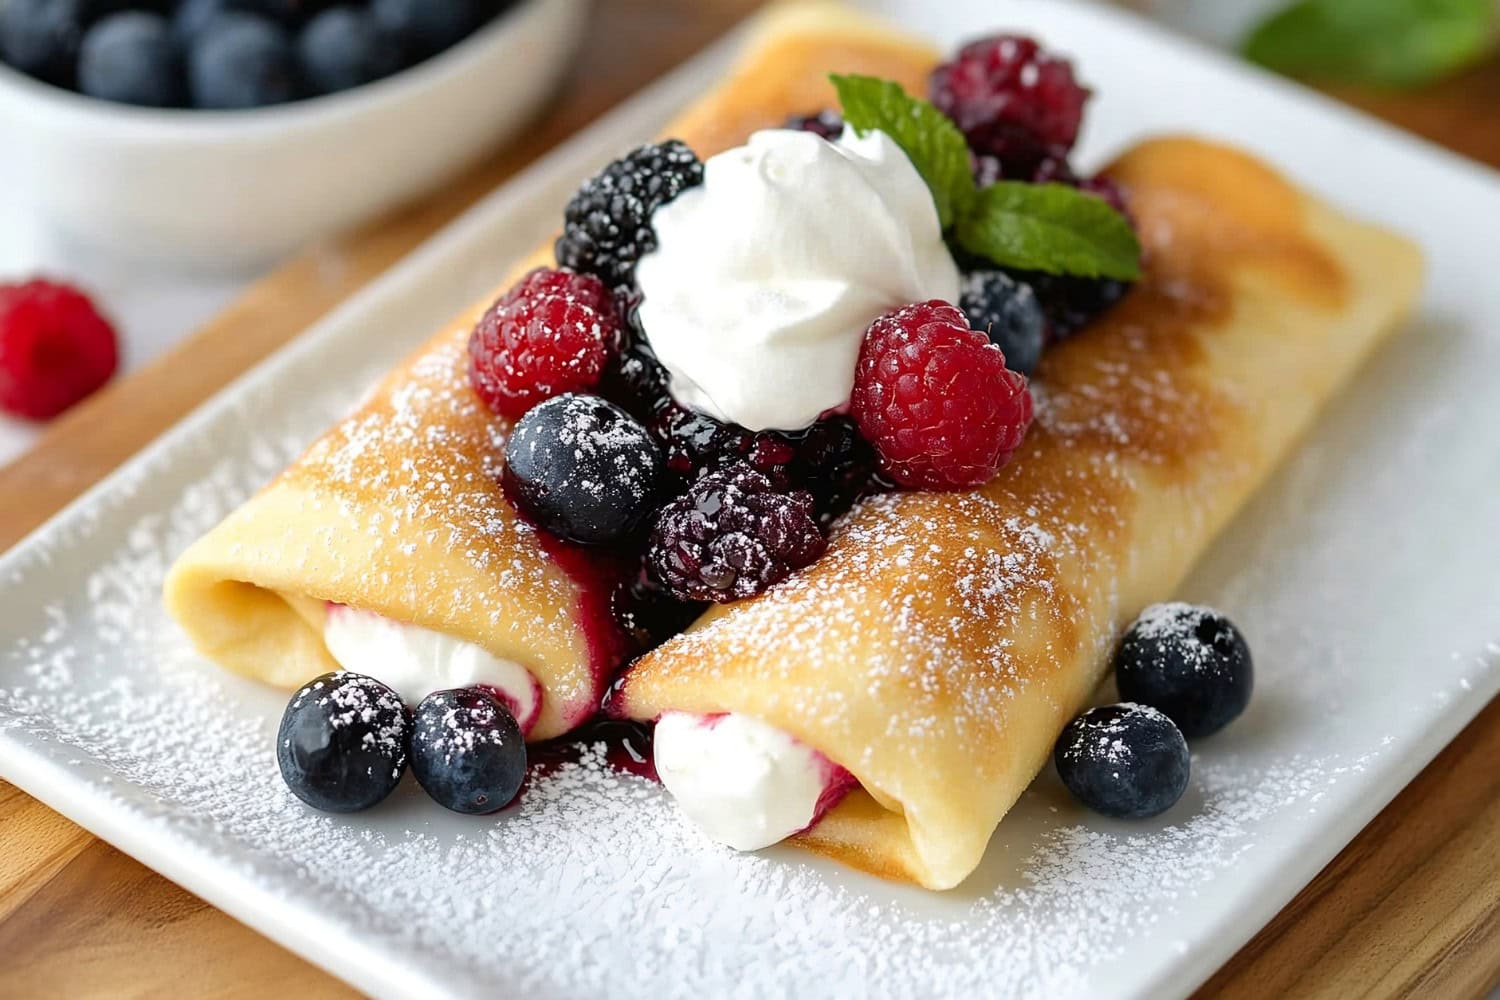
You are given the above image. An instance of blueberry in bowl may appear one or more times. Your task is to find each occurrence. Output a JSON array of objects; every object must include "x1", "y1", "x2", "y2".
[{"x1": 0, "y1": 0, "x2": 584, "y2": 265}]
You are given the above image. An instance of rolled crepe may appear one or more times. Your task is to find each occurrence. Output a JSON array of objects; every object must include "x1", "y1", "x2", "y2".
[
  {"x1": 609, "y1": 11, "x2": 1424, "y2": 887},
  {"x1": 162, "y1": 2, "x2": 945, "y2": 741}
]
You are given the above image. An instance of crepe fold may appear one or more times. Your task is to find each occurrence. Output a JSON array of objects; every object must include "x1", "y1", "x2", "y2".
[{"x1": 608, "y1": 9, "x2": 1424, "y2": 888}]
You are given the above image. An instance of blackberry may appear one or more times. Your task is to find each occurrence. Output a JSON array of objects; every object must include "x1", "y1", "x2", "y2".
[
  {"x1": 1018, "y1": 268, "x2": 1132, "y2": 342},
  {"x1": 783, "y1": 109, "x2": 843, "y2": 140},
  {"x1": 502, "y1": 393, "x2": 664, "y2": 546},
  {"x1": 782, "y1": 416, "x2": 882, "y2": 527},
  {"x1": 611, "y1": 569, "x2": 704, "y2": 652},
  {"x1": 555, "y1": 139, "x2": 704, "y2": 288},
  {"x1": 651, "y1": 402, "x2": 795, "y2": 487},
  {"x1": 959, "y1": 270, "x2": 1045, "y2": 376},
  {"x1": 647, "y1": 463, "x2": 825, "y2": 603}
]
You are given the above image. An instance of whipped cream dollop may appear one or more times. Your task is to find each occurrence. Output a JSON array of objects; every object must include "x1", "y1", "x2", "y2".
[
  {"x1": 653, "y1": 711, "x2": 856, "y2": 851},
  {"x1": 635, "y1": 127, "x2": 960, "y2": 431},
  {"x1": 323, "y1": 605, "x2": 542, "y2": 735}
]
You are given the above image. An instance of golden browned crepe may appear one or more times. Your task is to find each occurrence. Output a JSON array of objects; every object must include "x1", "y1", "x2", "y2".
[
  {"x1": 608, "y1": 5, "x2": 1425, "y2": 888},
  {"x1": 166, "y1": 0, "x2": 1420, "y2": 879}
]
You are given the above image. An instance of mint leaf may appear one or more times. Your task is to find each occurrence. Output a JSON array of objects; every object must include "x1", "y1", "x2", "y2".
[
  {"x1": 830, "y1": 73, "x2": 976, "y2": 228},
  {"x1": 1244, "y1": 0, "x2": 1496, "y2": 88},
  {"x1": 955, "y1": 182, "x2": 1142, "y2": 281}
]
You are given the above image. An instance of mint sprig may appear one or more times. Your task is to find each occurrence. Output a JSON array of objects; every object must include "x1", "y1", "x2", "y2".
[
  {"x1": 1244, "y1": 0, "x2": 1496, "y2": 89},
  {"x1": 955, "y1": 182, "x2": 1142, "y2": 280},
  {"x1": 829, "y1": 73, "x2": 1141, "y2": 282}
]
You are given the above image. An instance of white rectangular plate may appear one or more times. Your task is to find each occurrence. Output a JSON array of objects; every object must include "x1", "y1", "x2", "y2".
[{"x1": 3, "y1": 3, "x2": 1499, "y2": 997}]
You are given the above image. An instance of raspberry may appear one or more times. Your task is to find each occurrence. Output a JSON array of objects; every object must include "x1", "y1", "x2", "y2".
[
  {"x1": 851, "y1": 300, "x2": 1033, "y2": 491},
  {"x1": 468, "y1": 268, "x2": 620, "y2": 421},
  {"x1": 0, "y1": 280, "x2": 119, "y2": 420},
  {"x1": 647, "y1": 463, "x2": 825, "y2": 603},
  {"x1": 783, "y1": 109, "x2": 844, "y2": 140},
  {"x1": 930, "y1": 34, "x2": 1089, "y2": 170},
  {"x1": 959, "y1": 270, "x2": 1045, "y2": 376},
  {"x1": 554, "y1": 140, "x2": 704, "y2": 288}
]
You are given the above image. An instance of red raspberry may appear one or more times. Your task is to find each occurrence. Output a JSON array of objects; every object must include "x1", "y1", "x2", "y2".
[
  {"x1": 0, "y1": 280, "x2": 119, "y2": 421},
  {"x1": 468, "y1": 268, "x2": 620, "y2": 421},
  {"x1": 930, "y1": 35, "x2": 1089, "y2": 169},
  {"x1": 851, "y1": 301, "x2": 1033, "y2": 491}
]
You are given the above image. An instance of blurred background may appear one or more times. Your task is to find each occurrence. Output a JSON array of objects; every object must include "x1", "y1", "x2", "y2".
[{"x1": 1, "y1": 0, "x2": 1497, "y2": 468}]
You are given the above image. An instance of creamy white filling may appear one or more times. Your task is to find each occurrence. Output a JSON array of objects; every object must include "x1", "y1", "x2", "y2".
[
  {"x1": 653, "y1": 711, "x2": 848, "y2": 851},
  {"x1": 636, "y1": 127, "x2": 960, "y2": 432},
  {"x1": 322, "y1": 605, "x2": 541, "y2": 734}
]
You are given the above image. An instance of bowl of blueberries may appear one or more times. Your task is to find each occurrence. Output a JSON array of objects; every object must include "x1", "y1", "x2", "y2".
[{"x1": 0, "y1": 0, "x2": 586, "y2": 268}]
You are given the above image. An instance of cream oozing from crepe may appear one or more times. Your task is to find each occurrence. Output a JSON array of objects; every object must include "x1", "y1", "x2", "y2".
[
  {"x1": 635, "y1": 127, "x2": 960, "y2": 432},
  {"x1": 323, "y1": 605, "x2": 542, "y2": 735},
  {"x1": 653, "y1": 711, "x2": 855, "y2": 851}
]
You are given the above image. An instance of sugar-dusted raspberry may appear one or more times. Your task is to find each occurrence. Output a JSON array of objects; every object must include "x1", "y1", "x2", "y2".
[
  {"x1": 554, "y1": 140, "x2": 704, "y2": 288},
  {"x1": 0, "y1": 279, "x2": 119, "y2": 420},
  {"x1": 468, "y1": 268, "x2": 621, "y2": 421},
  {"x1": 647, "y1": 463, "x2": 825, "y2": 603},
  {"x1": 851, "y1": 300, "x2": 1033, "y2": 491},
  {"x1": 783, "y1": 109, "x2": 844, "y2": 140},
  {"x1": 930, "y1": 34, "x2": 1089, "y2": 170}
]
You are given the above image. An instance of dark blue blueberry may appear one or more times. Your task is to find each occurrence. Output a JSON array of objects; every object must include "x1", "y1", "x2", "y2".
[
  {"x1": 277, "y1": 672, "x2": 411, "y2": 813},
  {"x1": 504, "y1": 393, "x2": 665, "y2": 546},
  {"x1": 173, "y1": 0, "x2": 245, "y2": 46},
  {"x1": 959, "y1": 270, "x2": 1045, "y2": 376},
  {"x1": 1054, "y1": 703, "x2": 1189, "y2": 819},
  {"x1": 77, "y1": 12, "x2": 183, "y2": 107},
  {"x1": 187, "y1": 13, "x2": 299, "y2": 109},
  {"x1": 1115, "y1": 602, "x2": 1253, "y2": 739},
  {"x1": 370, "y1": 0, "x2": 482, "y2": 61},
  {"x1": 297, "y1": 5, "x2": 401, "y2": 95},
  {"x1": 0, "y1": 0, "x2": 110, "y2": 87},
  {"x1": 410, "y1": 687, "x2": 527, "y2": 814}
]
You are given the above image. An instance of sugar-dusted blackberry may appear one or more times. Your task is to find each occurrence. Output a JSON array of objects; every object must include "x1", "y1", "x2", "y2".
[
  {"x1": 959, "y1": 270, "x2": 1045, "y2": 376},
  {"x1": 554, "y1": 139, "x2": 704, "y2": 288},
  {"x1": 647, "y1": 463, "x2": 825, "y2": 603},
  {"x1": 783, "y1": 109, "x2": 843, "y2": 140}
]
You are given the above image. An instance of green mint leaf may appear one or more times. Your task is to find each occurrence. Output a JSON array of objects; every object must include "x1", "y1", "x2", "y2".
[
  {"x1": 955, "y1": 182, "x2": 1142, "y2": 281},
  {"x1": 829, "y1": 73, "x2": 976, "y2": 228},
  {"x1": 1244, "y1": 0, "x2": 1496, "y2": 88}
]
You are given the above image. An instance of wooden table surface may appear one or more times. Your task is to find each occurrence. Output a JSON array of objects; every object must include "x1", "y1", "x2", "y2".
[{"x1": 2, "y1": 3, "x2": 1498, "y2": 996}]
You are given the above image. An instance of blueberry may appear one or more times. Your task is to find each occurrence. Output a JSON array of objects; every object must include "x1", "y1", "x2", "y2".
[
  {"x1": 370, "y1": 0, "x2": 482, "y2": 61},
  {"x1": 1054, "y1": 703, "x2": 1190, "y2": 819},
  {"x1": 504, "y1": 393, "x2": 665, "y2": 546},
  {"x1": 277, "y1": 672, "x2": 411, "y2": 813},
  {"x1": 0, "y1": 0, "x2": 108, "y2": 87},
  {"x1": 297, "y1": 5, "x2": 401, "y2": 95},
  {"x1": 410, "y1": 687, "x2": 527, "y2": 814},
  {"x1": 959, "y1": 270, "x2": 1045, "y2": 376},
  {"x1": 77, "y1": 12, "x2": 183, "y2": 107},
  {"x1": 1115, "y1": 602, "x2": 1253, "y2": 739},
  {"x1": 173, "y1": 0, "x2": 245, "y2": 46},
  {"x1": 187, "y1": 13, "x2": 299, "y2": 109}
]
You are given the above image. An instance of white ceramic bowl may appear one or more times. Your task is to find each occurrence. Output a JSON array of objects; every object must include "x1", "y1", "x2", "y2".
[{"x1": 0, "y1": 0, "x2": 586, "y2": 270}]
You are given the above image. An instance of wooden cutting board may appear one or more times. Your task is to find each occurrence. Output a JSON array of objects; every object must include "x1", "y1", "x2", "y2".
[{"x1": 2, "y1": 2, "x2": 1498, "y2": 995}]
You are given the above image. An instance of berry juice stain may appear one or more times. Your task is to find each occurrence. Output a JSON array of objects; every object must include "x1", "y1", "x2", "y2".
[{"x1": 527, "y1": 719, "x2": 658, "y2": 784}]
